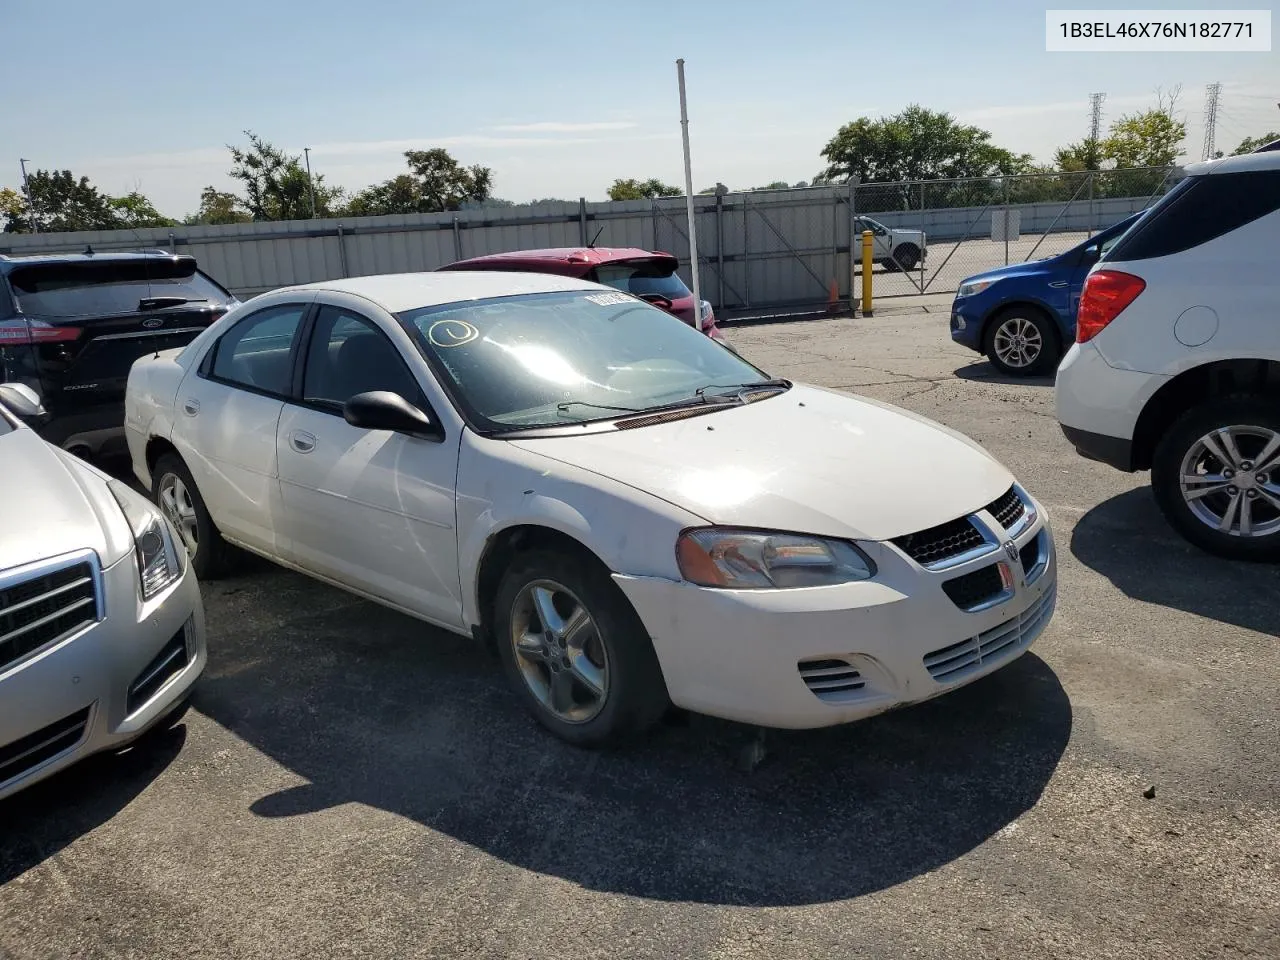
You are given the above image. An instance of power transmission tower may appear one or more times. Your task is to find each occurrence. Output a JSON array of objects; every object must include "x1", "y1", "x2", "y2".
[
  {"x1": 1088, "y1": 92, "x2": 1106, "y2": 143},
  {"x1": 1088, "y1": 93, "x2": 1106, "y2": 168},
  {"x1": 1202, "y1": 82, "x2": 1222, "y2": 160}
]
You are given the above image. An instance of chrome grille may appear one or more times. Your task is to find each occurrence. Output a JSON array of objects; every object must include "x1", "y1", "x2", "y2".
[
  {"x1": 924, "y1": 586, "x2": 1056, "y2": 683},
  {"x1": 892, "y1": 516, "x2": 986, "y2": 567},
  {"x1": 798, "y1": 657, "x2": 865, "y2": 701},
  {"x1": 0, "y1": 553, "x2": 101, "y2": 673},
  {"x1": 985, "y1": 486, "x2": 1026, "y2": 531}
]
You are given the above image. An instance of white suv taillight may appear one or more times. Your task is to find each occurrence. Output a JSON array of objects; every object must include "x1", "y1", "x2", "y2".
[{"x1": 1076, "y1": 271, "x2": 1146, "y2": 343}]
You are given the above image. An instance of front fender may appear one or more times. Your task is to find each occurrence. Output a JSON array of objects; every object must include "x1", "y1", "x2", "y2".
[{"x1": 455, "y1": 433, "x2": 704, "y2": 629}]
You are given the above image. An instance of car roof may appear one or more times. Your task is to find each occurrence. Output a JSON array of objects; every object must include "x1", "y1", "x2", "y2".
[
  {"x1": 282, "y1": 270, "x2": 604, "y2": 312},
  {"x1": 0, "y1": 250, "x2": 195, "y2": 274},
  {"x1": 1183, "y1": 148, "x2": 1280, "y2": 176},
  {"x1": 442, "y1": 247, "x2": 676, "y2": 270}
]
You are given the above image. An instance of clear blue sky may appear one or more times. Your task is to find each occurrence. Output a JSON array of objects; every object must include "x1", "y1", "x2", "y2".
[{"x1": 1, "y1": 0, "x2": 1275, "y2": 216}]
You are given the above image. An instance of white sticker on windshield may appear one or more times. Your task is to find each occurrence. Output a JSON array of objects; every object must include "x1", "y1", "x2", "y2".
[{"x1": 583, "y1": 292, "x2": 634, "y2": 306}]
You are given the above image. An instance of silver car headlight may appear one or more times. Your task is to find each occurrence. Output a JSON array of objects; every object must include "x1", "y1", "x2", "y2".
[
  {"x1": 108, "y1": 480, "x2": 184, "y2": 600},
  {"x1": 676, "y1": 528, "x2": 876, "y2": 589},
  {"x1": 957, "y1": 278, "x2": 998, "y2": 298}
]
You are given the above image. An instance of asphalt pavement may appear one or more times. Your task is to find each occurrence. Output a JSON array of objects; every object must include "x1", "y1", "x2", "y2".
[{"x1": 1, "y1": 311, "x2": 1277, "y2": 960}]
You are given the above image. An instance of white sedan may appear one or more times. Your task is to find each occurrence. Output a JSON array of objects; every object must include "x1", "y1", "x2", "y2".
[{"x1": 125, "y1": 272, "x2": 1055, "y2": 745}]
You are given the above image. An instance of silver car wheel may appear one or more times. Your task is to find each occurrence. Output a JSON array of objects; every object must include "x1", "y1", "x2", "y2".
[
  {"x1": 992, "y1": 316, "x2": 1043, "y2": 369},
  {"x1": 1179, "y1": 424, "x2": 1280, "y2": 538},
  {"x1": 158, "y1": 473, "x2": 199, "y2": 557},
  {"x1": 509, "y1": 579, "x2": 609, "y2": 724}
]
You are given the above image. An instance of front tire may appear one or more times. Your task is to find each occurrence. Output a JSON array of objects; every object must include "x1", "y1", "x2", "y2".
[
  {"x1": 983, "y1": 308, "x2": 1059, "y2": 377},
  {"x1": 493, "y1": 548, "x2": 669, "y2": 746},
  {"x1": 1152, "y1": 396, "x2": 1280, "y2": 562},
  {"x1": 153, "y1": 454, "x2": 233, "y2": 579}
]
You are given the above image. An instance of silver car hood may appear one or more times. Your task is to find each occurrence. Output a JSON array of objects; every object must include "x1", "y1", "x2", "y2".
[{"x1": 0, "y1": 429, "x2": 134, "y2": 574}]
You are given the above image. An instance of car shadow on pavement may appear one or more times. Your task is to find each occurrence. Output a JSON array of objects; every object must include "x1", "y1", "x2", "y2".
[
  {"x1": 1071, "y1": 487, "x2": 1280, "y2": 635},
  {"x1": 194, "y1": 571, "x2": 1072, "y2": 907},
  {"x1": 0, "y1": 725, "x2": 187, "y2": 885},
  {"x1": 953, "y1": 361, "x2": 1054, "y2": 387}
]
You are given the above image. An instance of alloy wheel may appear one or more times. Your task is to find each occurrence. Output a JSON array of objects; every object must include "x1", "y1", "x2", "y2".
[
  {"x1": 1179, "y1": 425, "x2": 1280, "y2": 538},
  {"x1": 992, "y1": 316, "x2": 1043, "y2": 369},
  {"x1": 508, "y1": 579, "x2": 610, "y2": 723},
  {"x1": 158, "y1": 473, "x2": 199, "y2": 557}
]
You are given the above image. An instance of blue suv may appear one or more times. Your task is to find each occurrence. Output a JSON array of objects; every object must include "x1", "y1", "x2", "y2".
[{"x1": 949, "y1": 211, "x2": 1144, "y2": 377}]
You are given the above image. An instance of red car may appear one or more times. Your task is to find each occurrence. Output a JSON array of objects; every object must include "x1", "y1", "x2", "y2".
[{"x1": 438, "y1": 247, "x2": 731, "y2": 348}]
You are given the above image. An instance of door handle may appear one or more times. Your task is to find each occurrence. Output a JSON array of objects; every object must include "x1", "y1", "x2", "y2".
[
  {"x1": 289, "y1": 430, "x2": 317, "y2": 454},
  {"x1": 182, "y1": 398, "x2": 200, "y2": 416}
]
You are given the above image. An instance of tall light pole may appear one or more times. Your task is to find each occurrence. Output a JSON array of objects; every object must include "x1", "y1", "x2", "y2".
[
  {"x1": 18, "y1": 159, "x2": 38, "y2": 234},
  {"x1": 675, "y1": 59, "x2": 702, "y2": 321},
  {"x1": 303, "y1": 147, "x2": 317, "y2": 218}
]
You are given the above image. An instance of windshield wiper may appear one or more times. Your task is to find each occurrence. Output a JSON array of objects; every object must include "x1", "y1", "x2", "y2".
[
  {"x1": 695, "y1": 377, "x2": 792, "y2": 401},
  {"x1": 556, "y1": 399, "x2": 645, "y2": 416},
  {"x1": 138, "y1": 296, "x2": 208, "y2": 310}
]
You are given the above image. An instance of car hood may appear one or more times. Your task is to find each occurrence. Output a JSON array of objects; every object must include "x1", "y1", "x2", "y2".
[
  {"x1": 0, "y1": 429, "x2": 133, "y2": 573},
  {"x1": 961, "y1": 254, "x2": 1065, "y2": 286},
  {"x1": 510, "y1": 384, "x2": 1014, "y2": 541}
]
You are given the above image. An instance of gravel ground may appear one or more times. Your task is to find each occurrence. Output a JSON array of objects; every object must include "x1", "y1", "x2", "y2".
[{"x1": 2, "y1": 312, "x2": 1277, "y2": 960}]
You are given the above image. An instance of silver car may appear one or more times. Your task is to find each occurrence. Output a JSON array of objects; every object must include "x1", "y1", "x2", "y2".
[{"x1": 0, "y1": 384, "x2": 206, "y2": 802}]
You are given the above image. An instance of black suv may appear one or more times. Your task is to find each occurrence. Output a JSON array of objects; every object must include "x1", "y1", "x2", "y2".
[{"x1": 0, "y1": 251, "x2": 237, "y2": 459}]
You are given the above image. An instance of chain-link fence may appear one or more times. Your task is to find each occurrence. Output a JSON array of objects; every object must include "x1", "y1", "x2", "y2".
[
  {"x1": 846, "y1": 167, "x2": 1178, "y2": 298},
  {"x1": 0, "y1": 168, "x2": 1177, "y2": 312}
]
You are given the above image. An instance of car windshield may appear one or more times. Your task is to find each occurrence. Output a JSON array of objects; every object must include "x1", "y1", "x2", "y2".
[
  {"x1": 590, "y1": 263, "x2": 691, "y2": 300},
  {"x1": 399, "y1": 290, "x2": 772, "y2": 431}
]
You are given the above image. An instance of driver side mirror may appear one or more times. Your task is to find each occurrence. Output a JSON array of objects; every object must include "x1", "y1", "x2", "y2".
[
  {"x1": 0, "y1": 383, "x2": 48, "y2": 422},
  {"x1": 343, "y1": 391, "x2": 441, "y2": 440},
  {"x1": 1082, "y1": 244, "x2": 1101, "y2": 263}
]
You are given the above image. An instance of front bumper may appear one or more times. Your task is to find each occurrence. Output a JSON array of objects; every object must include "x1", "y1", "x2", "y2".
[
  {"x1": 949, "y1": 302, "x2": 984, "y2": 351},
  {"x1": 615, "y1": 501, "x2": 1056, "y2": 729},
  {"x1": 0, "y1": 551, "x2": 206, "y2": 802}
]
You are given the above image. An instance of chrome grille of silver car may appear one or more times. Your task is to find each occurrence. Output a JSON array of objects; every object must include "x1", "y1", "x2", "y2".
[{"x1": 0, "y1": 552, "x2": 102, "y2": 674}]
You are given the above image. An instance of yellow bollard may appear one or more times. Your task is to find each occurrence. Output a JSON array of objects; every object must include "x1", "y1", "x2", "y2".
[{"x1": 861, "y1": 229, "x2": 874, "y2": 316}]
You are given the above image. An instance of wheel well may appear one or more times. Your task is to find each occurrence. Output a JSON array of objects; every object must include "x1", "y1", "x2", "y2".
[
  {"x1": 1132, "y1": 359, "x2": 1280, "y2": 470},
  {"x1": 473, "y1": 525, "x2": 610, "y2": 645},
  {"x1": 981, "y1": 302, "x2": 1061, "y2": 354},
  {"x1": 145, "y1": 436, "x2": 180, "y2": 477}
]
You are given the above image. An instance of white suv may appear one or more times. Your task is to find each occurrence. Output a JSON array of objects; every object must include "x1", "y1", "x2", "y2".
[{"x1": 1056, "y1": 147, "x2": 1280, "y2": 561}]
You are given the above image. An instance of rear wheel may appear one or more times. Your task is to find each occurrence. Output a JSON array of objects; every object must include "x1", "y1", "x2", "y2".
[
  {"x1": 983, "y1": 308, "x2": 1059, "y2": 377},
  {"x1": 1152, "y1": 397, "x2": 1280, "y2": 562},
  {"x1": 891, "y1": 243, "x2": 920, "y2": 271},
  {"x1": 493, "y1": 549, "x2": 668, "y2": 746},
  {"x1": 153, "y1": 454, "x2": 233, "y2": 579}
]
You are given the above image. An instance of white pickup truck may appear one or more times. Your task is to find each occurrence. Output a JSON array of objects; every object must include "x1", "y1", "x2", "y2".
[{"x1": 854, "y1": 216, "x2": 927, "y2": 271}]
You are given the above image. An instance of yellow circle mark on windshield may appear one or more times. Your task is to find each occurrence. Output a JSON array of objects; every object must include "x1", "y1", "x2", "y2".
[{"x1": 428, "y1": 318, "x2": 479, "y2": 348}]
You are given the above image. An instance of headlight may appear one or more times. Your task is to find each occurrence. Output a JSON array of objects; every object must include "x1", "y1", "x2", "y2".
[
  {"x1": 676, "y1": 528, "x2": 876, "y2": 588},
  {"x1": 108, "y1": 479, "x2": 184, "y2": 600},
  {"x1": 957, "y1": 278, "x2": 998, "y2": 298}
]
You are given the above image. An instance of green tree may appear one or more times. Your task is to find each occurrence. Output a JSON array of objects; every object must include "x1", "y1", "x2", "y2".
[
  {"x1": 110, "y1": 191, "x2": 177, "y2": 227},
  {"x1": 818, "y1": 106, "x2": 1032, "y2": 187},
  {"x1": 607, "y1": 178, "x2": 681, "y2": 201},
  {"x1": 1232, "y1": 132, "x2": 1280, "y2": 155},
  {"x1": 1054, "y1": 139, "x2": 1104, "y2": 172},
  {"x1": 228, "y1": 132, "x2": 343, "y2": 221},
  {"x1": 1, "y1": 169, "x2": 123, "y2": 233},
  {"x1": 0, "y1": 187, "x2": 28, "y2": 232},
  {"x1": 1100, "y1": 109, "x2": 1185, "y2": 168},
  {"x1": 184, "y1": 186, "x2": 253, "y2": 225},
  {"x1": 340, "y1": 149, "x2": 493, "y2": 216}
]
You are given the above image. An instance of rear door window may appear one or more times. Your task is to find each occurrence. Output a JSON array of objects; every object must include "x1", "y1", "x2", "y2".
[
  {"x1": 9, "y1": 259, "x2": 232, "y2": 318},
  {"x1": 590, "y1": 263, "x2": 691, "y2": 300},
  {"x1": 1106, "y1": 171, "x2": 1280, "y2": 261},
  {"x1": 209, "y1": 304, "x2": 307, "y2": 397}
]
